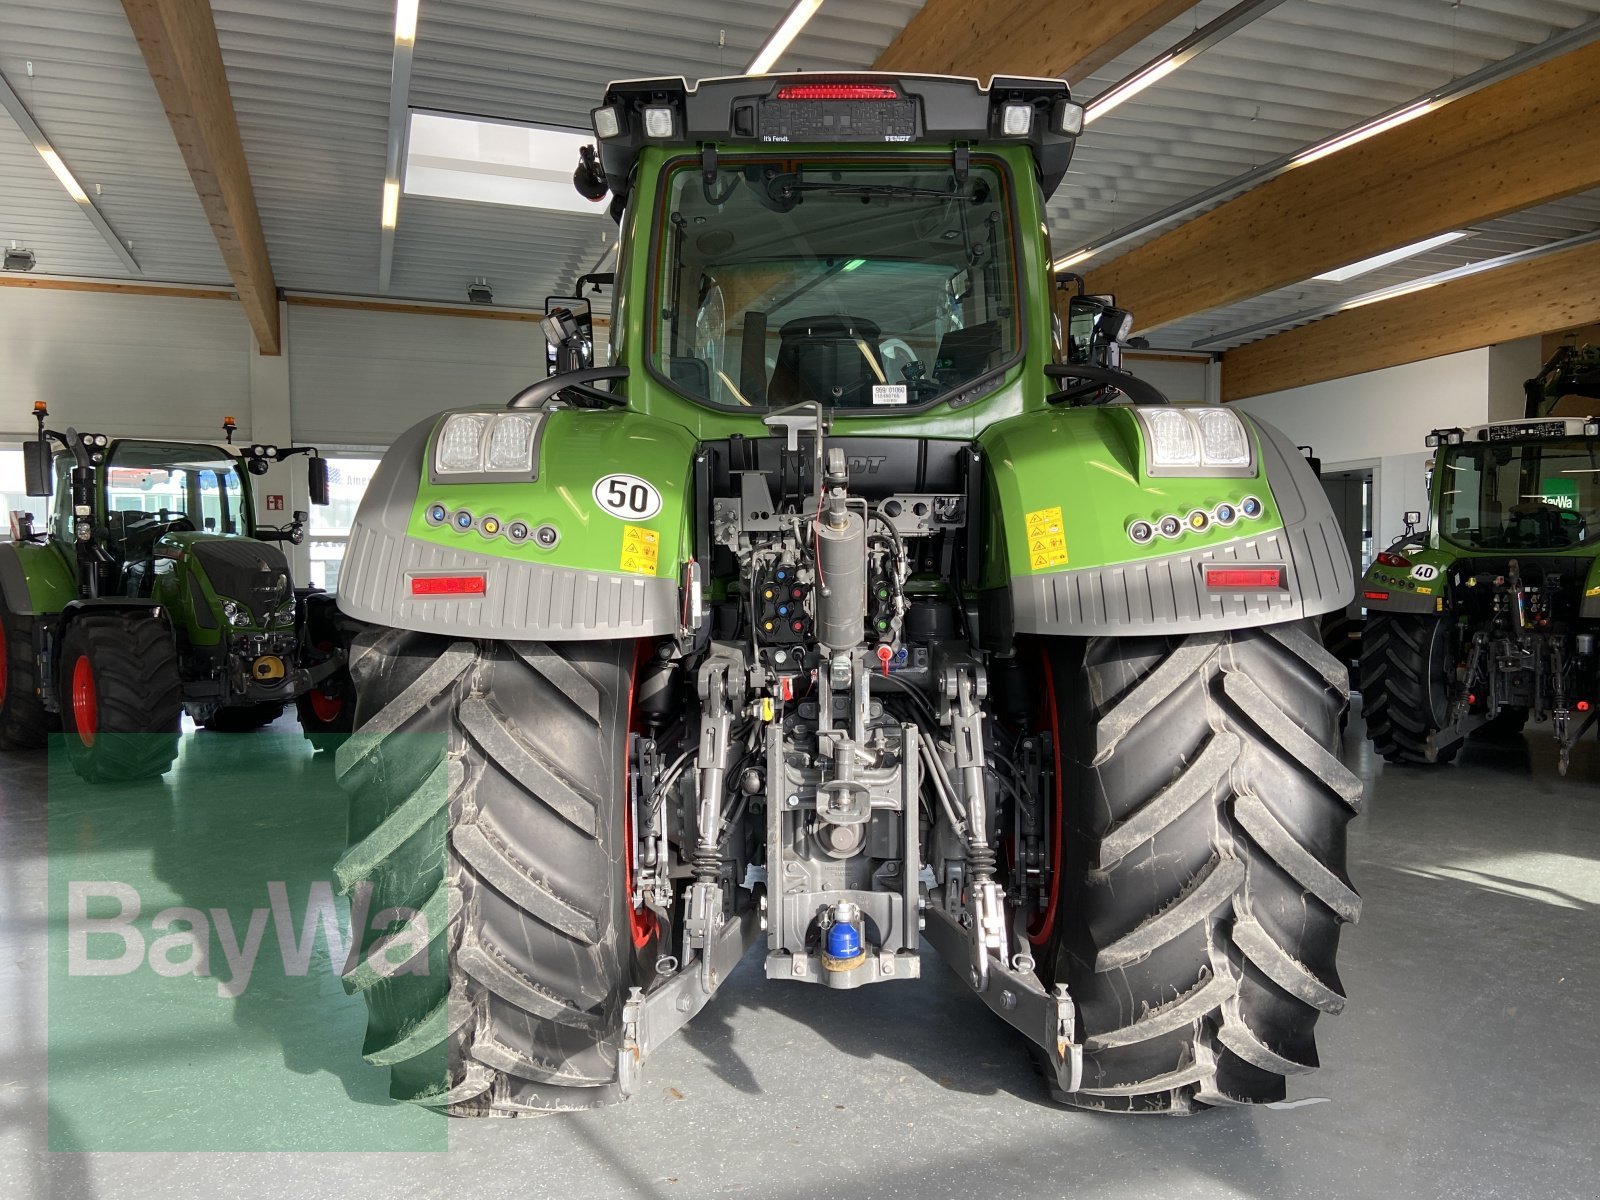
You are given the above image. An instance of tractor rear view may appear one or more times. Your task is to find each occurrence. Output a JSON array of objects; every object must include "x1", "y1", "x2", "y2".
[
  {"x1": 1361, "y1": 414, "x2": 1600, "y2": 772},
  {"x1": 332, "y1": 72, "x2": 1363, "y2": 1116}
]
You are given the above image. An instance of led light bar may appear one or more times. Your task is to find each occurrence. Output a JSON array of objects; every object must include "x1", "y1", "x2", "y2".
[
  {"x1": 776, "y1": 83, "x2": 898, "y2": 101},
  {"x1": 1205, "y1": 567, "x2": 1284, "y2": 590}
]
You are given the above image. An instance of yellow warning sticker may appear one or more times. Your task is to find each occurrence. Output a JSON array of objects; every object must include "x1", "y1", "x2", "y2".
[
  {"x1": 620, "y1": 525, "x2": 660, "y2": 576},
  {"x1": 1024, "y1": 506, "x2": 1068, "y2": 571},
  {"x1": 1587, "y1": 584, "x2": 1600, "y2": 598}
]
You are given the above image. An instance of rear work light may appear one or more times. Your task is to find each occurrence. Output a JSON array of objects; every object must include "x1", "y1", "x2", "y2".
[
  {"x1": 1205, "y1": 567, "x2": 1283, "y2": 590},
  {"x1": 411, "y1": 575, "x2": 487, "y2": 596},
  {"x1": 775, "y1": 83, "x2": 899, "y2": 101}
]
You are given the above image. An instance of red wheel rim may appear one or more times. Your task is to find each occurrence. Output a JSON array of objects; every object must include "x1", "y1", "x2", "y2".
[
  {"x1": 307, "y1": 688, "x2": 343, "y2": 723},
  {"x1": 623, "y1": 642, "x2": 659, "y2": 949},
  {"x1": 1027, "y1": 648, "x2": 1064, "y2": 947},
  {"x1": 71, "y1": 654, "x2": 97, "y2": 748}
]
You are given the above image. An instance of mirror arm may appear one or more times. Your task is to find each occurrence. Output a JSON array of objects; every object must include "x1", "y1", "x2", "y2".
[
  {"x1": 1043, "y1": 363, "x2": 1171, "y2": 407},
  {"x1": 508, "y1": 366, "x2": 629, "y2": 410}
]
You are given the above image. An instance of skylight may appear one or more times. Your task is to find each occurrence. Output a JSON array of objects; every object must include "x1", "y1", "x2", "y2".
[
  {"x1": 403, "y1": 111, "x2": 609, "y2": 216},
  {"x1": 1312, "y1": 231, "x2": 1470, "y2": 283}
]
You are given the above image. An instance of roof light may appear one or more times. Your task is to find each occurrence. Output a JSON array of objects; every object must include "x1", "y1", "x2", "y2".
[
  {"x1": 394, "y1": 0, "x2": 419, "y2": 45},
  {"x1": 1000, "y1": 103, "x2": 1034, "y2": 136},
  {"x1": 1292, "y1": 100, "x2": 1436, "y2": 168},
  {"x1": 841, "y1": 258, "x2": 865, "y2": 272},
  {"x1": 381, "y1": 178, "x2": 399, "y2": 229},
  {"x1": 410, "y1": 575, "x2": 486, "y2": 596},
  {"x1": 1313, "y1": 231, "x2": 1470, "y2": 283},
  {"x1": 1085, "y1": 55, "x2": 1181, "y2": 124},
  {"x1": 38, "y1": 147, "x2": 88, "y2": 204},
  {"x1": 643, "y1": 106, "x2": 675, "y2": 138},
  {"x1": 748, "y1": 0, "x2": 825, "y2": 74},
  {"x1": 1053, "y1": 247, "x2": 1095, "y2": 271},
  {"x1": 775, "y1": 83, "x2": 899, "y2": 101}
]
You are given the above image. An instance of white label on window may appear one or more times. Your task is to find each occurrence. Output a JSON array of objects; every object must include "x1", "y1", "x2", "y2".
[
  {"x1": 1411, "y1": 564, "x2": 1439, "y2": 581},
  {"x1": 592, "y1": 474, "x2": 662, "y2": 521},
  {"x1": 872, "y1": 384, "x2": 908, "y2": 406}
]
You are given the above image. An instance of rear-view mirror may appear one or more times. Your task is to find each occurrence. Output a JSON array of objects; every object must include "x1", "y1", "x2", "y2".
[
  {"x1": 543, "y1": 296, "x2": 594, "y2": 376},
  {"x1": 307, "y1": 455, "x2": 330, "y2": 506},
  {"x1": 23, "y1": 439, "x2": 51, "y2": 497}
]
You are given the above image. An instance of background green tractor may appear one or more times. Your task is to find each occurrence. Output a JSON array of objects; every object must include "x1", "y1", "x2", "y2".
[
  {"x1": 0, "y1": 405, "x2": 355, "y2": 781},
  {"x1": 1361, "y1": 412, "x2": 1600, "y2": 773},
  {"x1": 333, "y1": 72, "x2": 1362, "y2": 1116}
]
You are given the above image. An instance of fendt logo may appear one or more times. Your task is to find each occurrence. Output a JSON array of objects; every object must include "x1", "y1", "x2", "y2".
[{"x1": 846, "y1": 455, "x2": 886, "y2": 474}]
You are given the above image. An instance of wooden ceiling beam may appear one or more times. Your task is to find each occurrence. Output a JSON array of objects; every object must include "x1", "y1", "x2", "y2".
[
  {"x1": 872, "y1": 0, "x2": 1204, "y2": 83},
  {"x1": 1086, "y1": 38, "x2": 1600, "y2": 335},
  {"x1": 1220, "y1": 239, "x2": 1600, "y2": 402},
  {"x1": 121, "y1": 0, "x2": 280, "y2": 354}
]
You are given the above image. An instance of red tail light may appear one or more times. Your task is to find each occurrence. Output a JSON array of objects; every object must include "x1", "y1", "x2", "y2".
[
  {"x1": 1363, "y1": 590, "x2": 1390, "y2": 601},
  {"x1": 1579, "y1": 701, "x2": 1591, "y2": 713},
  {"x1": 776, "y1": 84, "x2": 900, "y2": 101},
  {"x1": 1205, "y1": 567, "x2": 1283, "y2": 590},
  {"x1": 1376, "y1": 550, "x2": 1411, "y2": 568},
  {"x1": 410, "y1": 574, "x2": 486, "y2": 596}
]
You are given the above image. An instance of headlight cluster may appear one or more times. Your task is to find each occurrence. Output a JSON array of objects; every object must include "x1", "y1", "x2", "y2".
[
  {"x1": 272, "y1": 599, "x2": 297, "y2": 628},
  {"x1": 1133, "y1": 406, "x2": 1254, "y2": 475},
  {"x1": 220, "y1": 597, "x2": 253, "y2": 628},
  {"x1": 433, "y1": 412, "x2": 541, "y2": 476}
]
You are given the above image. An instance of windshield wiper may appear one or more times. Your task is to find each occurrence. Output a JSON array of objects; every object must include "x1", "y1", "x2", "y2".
[{"x1": 768, "y1": 179, "x2": 973, "y2": 203}]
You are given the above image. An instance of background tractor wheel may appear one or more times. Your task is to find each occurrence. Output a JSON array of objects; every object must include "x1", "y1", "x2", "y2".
[
  {"x1": 201, "y1": 702, "x2": 284, "y2": 732},
  {"x1": 0, "y1": 593, "x2": 55, "y2": 749},
  {"x1": 1034, "y1": 619, "x2": 1362, "y2": 1113},
  {"x1": 58, "y1": 612, "x2": 182, "y2": 783},
  {"x1": 1360, "y1": 612, "x2": 1458, "y2": 764},
  {"x1": 296, "y1": 660, "x2": 353, "y2": 751},
  {"x1": 335, "y1": 629, "x2": 657, "y2": 1114}
]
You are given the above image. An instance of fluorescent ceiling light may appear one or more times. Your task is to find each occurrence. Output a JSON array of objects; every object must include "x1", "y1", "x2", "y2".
[
  {"x1": 37, "y1": 146, "x2": 89, "y2": 203},
  {"x1": 1085, "y1": 56, "x2": 1181, "y2": 124},
  {"x1": 403, "y1": 111, "x2": 609, "y2": 216},
  {"x1": 1053, "y1": 248, "x2": 1095, "y2": 271},
  {"x1": 381, "y1": 178, "x2": 399, "y2": 229},
  {"x1": 841, "y1": 258, "x2": 865, "y2": 272},
  {"x1": 1292, "y1": 100, "x2": 1435, "y2": 167},
  {"x1": 394, "y1": 0, "x2": 419, "y2": 45},
  {"x1": 748, "y1": 0, "x2": 824, "y2": 74},
  {"x1": 1313, "y1": 231, "x2": 1471, "y2": 283}
]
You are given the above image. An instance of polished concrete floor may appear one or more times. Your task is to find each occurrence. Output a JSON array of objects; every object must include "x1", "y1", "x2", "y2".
[{"x1": 2, "y1": 705, "x2": 1597, "y2": 1199}]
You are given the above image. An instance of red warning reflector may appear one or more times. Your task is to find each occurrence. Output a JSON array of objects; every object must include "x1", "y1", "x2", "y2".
[
  {"x1": 1363, "y1": 590, "x2": 1390, "y2": 601},
  {"x1": 776, "y1": 83, "x2": 900, "y2": 101},
  {"x1": 1579, "y1": 700, "x2": 1592, "y2": 713},
  {"x1": 410, "y1": 574, "x2": 486, "y2": 596},
  {"x1": 1204, "y1": 567, "x2": 1283, "y2": 590}
]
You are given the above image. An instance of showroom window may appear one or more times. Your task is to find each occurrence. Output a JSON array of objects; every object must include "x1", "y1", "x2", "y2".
[{"x1": 308, "y1": 454, "x2": 382, "y2": 592}]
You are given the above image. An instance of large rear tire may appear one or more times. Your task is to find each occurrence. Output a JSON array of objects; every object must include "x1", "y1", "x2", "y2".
[
  {"x1": 0, "y1": 594, "x2": 55, "y2": 749},
  {"x1": 1035, "y1": 618, "x2": 1362, "y2": 1113},
  {"x1": 335, "y1": 629, "x2": 656, "y2": 1114},
  {"x1": 58, "y1": 613, "x2": 182, "y2": 783},
  {"x1": 1359, "y1": 611, "x2": 1458, "y2": 764}
]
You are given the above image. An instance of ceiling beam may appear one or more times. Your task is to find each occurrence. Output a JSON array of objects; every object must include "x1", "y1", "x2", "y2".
[
  {"x1": 872, "y1": 0, "x2": 1204, "y2": 83},
  {"x1": 1086, "y1": 37, "x2": 1600, "y2": 335},
  {"x1": 1220, "y1": 239, "x2": 1600, "y2": 402},
  {"x1": 121, "y1": 0, "x2": 280, "y2": 354}
]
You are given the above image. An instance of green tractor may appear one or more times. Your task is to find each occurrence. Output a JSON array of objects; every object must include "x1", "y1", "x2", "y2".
[
  {"x1": 334, "y1": 72, "x2": 1362, "y2": 1116},
  {"x1": 1360, "y1": 406, "x2": 1600, "y2": 774},
  {"x1": 0, "y1": 405, "x2": 355, "y2": 781}
]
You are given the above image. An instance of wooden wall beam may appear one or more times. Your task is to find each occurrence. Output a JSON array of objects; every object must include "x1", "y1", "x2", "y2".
[
  {"x1": 1220, "y1": 240, "x2": 1600, "y2": 401},
  {"x1": 121, "y1": 0, "x2": 280, "y2": 353},
  {"x1": 1087, "y1": 39, "x2": 1600, "y2": 334},
  {"x1": 873, "y1": 0, "x2": 1202, "y2": 83}
]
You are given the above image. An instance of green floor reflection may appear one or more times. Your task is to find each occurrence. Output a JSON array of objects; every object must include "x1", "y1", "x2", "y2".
[{"x1": 46, "y1": 728, "x2": 446, "y2": 1151}]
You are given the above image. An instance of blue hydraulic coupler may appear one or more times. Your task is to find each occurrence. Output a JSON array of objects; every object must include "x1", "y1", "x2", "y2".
[{"x1": 823, "y1": 901, "x2": 866, "y2": 972}]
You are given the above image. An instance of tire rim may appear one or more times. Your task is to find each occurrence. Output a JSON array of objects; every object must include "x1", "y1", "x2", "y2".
[
  {"x1": 307, "y1": 687, "x2": 343, "y2": 723},
  {"x1": 1027, "y1": 649, "x2": 1064, "y2": 948},
  {"x1": 623, "y1": 643, "x2": 659, "y2": 950},
  {"x1": 71, "y1": 654, "x2": 97, "y2": 748}
]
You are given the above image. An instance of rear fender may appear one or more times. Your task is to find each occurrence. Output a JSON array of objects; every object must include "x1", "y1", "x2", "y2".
[
  {"x1": 979, "y1": 407, "x2": 1352, "y2": 638},
  {"x1": 337, "y1": 407, "x2": 695, "y2": 640},
  {"x1": 0, "y1": 540, "x2": 76, "y2": 616}
]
